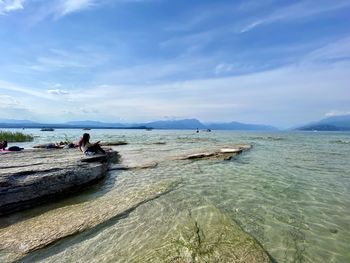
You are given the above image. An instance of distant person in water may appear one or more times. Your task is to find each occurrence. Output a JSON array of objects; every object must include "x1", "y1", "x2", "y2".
[
  {"x1": 0, "y1": 140, "x2": 8, "y2": 150},
  {"x1": 78, "y1": 133, "x2": 105, "y2": 155}
]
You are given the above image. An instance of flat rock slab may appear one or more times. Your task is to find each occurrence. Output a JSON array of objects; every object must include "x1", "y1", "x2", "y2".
[
  {"x1": 179, "y1": 144, "x2": 252, "y2": 161},
  {"x1": 134, "y1": 205, "x2": 272, "y2": 263},
  {"x1": 0, "y1": 149, "x2": 118, "y2": 215},
  {"x1": 0, "y1": 180, "x2": 180, "y2": 263}
]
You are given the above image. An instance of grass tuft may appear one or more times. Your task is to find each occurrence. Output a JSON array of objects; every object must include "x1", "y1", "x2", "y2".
[{"x1": 0, "y1": 131, "x2": 34, "y2": 142}]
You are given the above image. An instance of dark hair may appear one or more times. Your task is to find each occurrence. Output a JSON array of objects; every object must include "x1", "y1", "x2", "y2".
[
  {"x1": 79, "y1": 133, "x2": 90, "y2": 148},
  {"x1": 1, "y1": 141, "x2": 7, "y2": 150}
]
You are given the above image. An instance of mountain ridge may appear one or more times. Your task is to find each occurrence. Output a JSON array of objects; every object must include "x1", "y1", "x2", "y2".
[
  {"x1": 296, "y1": 115, "x2": 350, "y2": 131},
  {"x1": 0, "y1": 118, "x2": 278, "y2": 130}
]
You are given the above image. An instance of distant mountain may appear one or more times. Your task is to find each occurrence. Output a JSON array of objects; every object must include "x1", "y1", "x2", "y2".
[
  {"x1": 0, "y1": 119, "x2": 38, "y2": 124},
  {"x1": 206, "y1": 121, "x2": 278, "y2": 131},
  {"x1": 0, "y1": 118, "x2": 278, "y2": 130},
  {"x1": 139, "y1": 119, "x2": 206, "y2": 130},
  {"x1": 137, "y1": 119, "x2": 278, "y2": 130},
  {"x1": 0, "y1": 119, "x2": 142, "y2": 129},
  {"x1": 297, "y1": 115, "x2": 350, "y2": 131},
  {"x1": 65, "y1": 120, "x2": 126, "y2": 127},
  {"x1": 317, "y1": 115, "x2": 350, "y2": 129}
]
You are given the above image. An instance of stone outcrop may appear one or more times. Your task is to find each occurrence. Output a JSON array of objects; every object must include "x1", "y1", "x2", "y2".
[
  {"x1": 0, "y1": 142, "x2": 270, "y2": 263},
  {"x1": 179, "y1": 144, "x2": 252, "y2": 161},
  {"x1": 0, "y1": 149, "x2": 118, "y2": 215},
  {"x1": 0, "y1": 180, "x2": 180, "y2": 263}
]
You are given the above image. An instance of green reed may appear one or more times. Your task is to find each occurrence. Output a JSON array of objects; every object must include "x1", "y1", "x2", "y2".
[{"x1": 0, "y1": 131, "x2": 34, "y2": 142}]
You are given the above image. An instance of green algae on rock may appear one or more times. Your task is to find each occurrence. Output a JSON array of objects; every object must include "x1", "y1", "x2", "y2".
[{"x1": 135, "y1": 205, "x2": 272, "y2": 263}]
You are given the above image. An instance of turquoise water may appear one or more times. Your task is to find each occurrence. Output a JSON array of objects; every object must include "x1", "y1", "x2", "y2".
[{"x1": 1, "y1": 129, "x2": 350, "y2": 262}]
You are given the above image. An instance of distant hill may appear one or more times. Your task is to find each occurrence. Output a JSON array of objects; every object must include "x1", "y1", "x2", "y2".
[
  {"x1": 0, "y1": 119, "x2": 38, "y2": 124},
  {"x1": 317, "y1": 115, "x2": 350, "y2": 129},
  {"x1": 65, "y1": 120, "x2": 126, "y2": 128},
  {"x1": 0, "y1": 120, "x2": 144, "y2": 129},
  {"x1": 138, "y1": 119, "x2": 206, "y2": 130},
  {"x1": 135, "y1": 119, "x2": 278, "y2": 130},
  {"x1": 0, "y1": 118, "x2": 278, "y2": 130},
  {"x1": 297, "y1": 115, "x2": 350, "y2": 131}
]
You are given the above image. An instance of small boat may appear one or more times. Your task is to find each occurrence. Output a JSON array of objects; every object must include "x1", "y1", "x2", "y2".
[
  {"x1": 83, "y1": 128, "x2": 91, "y2": 130},
  {"x1": 145, "y1": 127, "x2": 153, "y2": 131},
  {"x1": 41, "y1": 128, "x2": 55, "y2": 131}
]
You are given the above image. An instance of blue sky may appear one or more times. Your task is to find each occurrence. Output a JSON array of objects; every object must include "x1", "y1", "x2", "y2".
[{"x1": 0, "y1": 0, "x2": 349, "y2": 127}]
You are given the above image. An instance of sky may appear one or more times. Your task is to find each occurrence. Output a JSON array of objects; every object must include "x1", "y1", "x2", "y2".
[{"x1": 0, "y1": 0, "x2": 349, "y2": 127}]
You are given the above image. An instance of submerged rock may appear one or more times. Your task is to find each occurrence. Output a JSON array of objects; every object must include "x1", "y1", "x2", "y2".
[
  {"x1": 0, "y1": 180, "x2": 180, "y2": 262},
  {"x1": 153, "y1": 142, "x2": 166, "y2": 145},
  {"x1": 136, "y1": 205, "x2": 272, "y2": 263},
  {"x1": 109, "y1": 161, "x2": 158, "y2": 171},
  {"x1": 0, "y1": 149, "x2": 118, "y2": 215},
  {"x1": 100, "y1": 141, "x2": 128, "y2": 146},
  {"x1": 179, "y1": 144, "x2": 252, "y2": 161}
]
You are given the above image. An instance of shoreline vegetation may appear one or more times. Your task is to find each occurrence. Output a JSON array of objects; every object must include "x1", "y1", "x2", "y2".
[{"x1": 0, "y1": 131, "x2": 33, "y2": 142}]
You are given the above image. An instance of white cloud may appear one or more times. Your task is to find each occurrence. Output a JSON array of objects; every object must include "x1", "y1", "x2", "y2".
[
  {"x1": 0, "y1": 0, "x2": 25, "y2": 14},
  {"x1": 1, "y1": 54, "x2": 349, "y2": 125},
  {"x1": 0, "y1": 80, "x2": 51, "y2": 99},
  {"x1": 0, "y1": 94, "x2": 35, "y2": 119},
  {"x1": 97, "y1": 55, "x2": 216, "y2": 84},
  {"x1": 27, "y1": 48, "x2": 109, "y2": 72},
  {"x1": 240, "y1": 20, "x2": 264, "y2": 33},
  {"x1": 215, "y1": 63, "x2": 234, "y2": 75},
  {"x1": 325, "y1": 110, "x2": 350, "y2": 117},
  {"x1": 304, "y1": 37, "x2": 350, "y2": 63},
  {"x1": 47, "y1": 89, "x2": 69, "y2": 95},
  {"x1": 240, "y1": 0, "x2": 350, "y2": 32},
  {"x1": 87, "y1": 38, "x2": 350, "y2": 125},
  {"x1": 55, "y1": 0, "x2": 96, "y2": 17},
  {"x1": 76, "y1": 56, "x2": 350, "y2": 125},
  {"x1": 0, "y1": 0, "x2": 99, "y2": 22},
  {"x1": 56, "y1": 0, "x2": 151, "y2": 17},
  {"x1": 0, "y1": 95, "x2": 20, "y2": 108}
]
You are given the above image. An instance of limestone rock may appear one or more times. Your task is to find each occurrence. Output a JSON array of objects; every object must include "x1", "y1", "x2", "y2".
[
  {"x1": 180, "y1": 144, "x2": 252, "y2": 161},
  {"x1": 0, "y1": 149, "x2": 118, "y2": 215},
  {"x1": 0, "y1": 180, "x2": 180, "y2": 263},
  {"x1": 137, "y1": 205, "x2": 272, "y2": 263}
]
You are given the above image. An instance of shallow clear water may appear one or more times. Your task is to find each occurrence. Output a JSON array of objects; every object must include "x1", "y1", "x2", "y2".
[{"x1": 1, "y1": 129, "x2": 350, "y2": 262}]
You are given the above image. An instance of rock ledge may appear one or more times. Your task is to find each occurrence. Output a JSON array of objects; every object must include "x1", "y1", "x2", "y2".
[{"x1": 0, "y1": 149, "x2": 118, "y2": 215}]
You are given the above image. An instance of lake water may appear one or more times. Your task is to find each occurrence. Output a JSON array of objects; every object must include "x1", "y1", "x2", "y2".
[{"x1": 1, "y1": 129, "x2": 350, "y2": 262}]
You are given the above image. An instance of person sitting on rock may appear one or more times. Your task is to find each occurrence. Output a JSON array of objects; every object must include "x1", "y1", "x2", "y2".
[
  {"x1": 78, "y1": 133, "x2": 105, "y2": 155},
  {"x1": 0, "y1": 140, "x2": 8, "y2": 150}
]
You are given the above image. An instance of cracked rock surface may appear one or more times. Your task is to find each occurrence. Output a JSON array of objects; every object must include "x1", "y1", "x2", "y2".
[{"x1": 0, "y1": 149, "x2": 118, "y2": 215}]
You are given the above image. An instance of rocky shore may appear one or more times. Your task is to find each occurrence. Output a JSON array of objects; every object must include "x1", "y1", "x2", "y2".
[
  {"x1": 0, "y1": 143, "x2": 273, "y2": 263},
  {"x1": 0, "y1": 149, "x2": 118, "y2": 215}
]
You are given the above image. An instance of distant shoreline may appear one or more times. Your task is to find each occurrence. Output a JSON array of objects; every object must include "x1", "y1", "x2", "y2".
[{"x1": 0, "y1": 125, "x2": 150, "y2": 130}]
